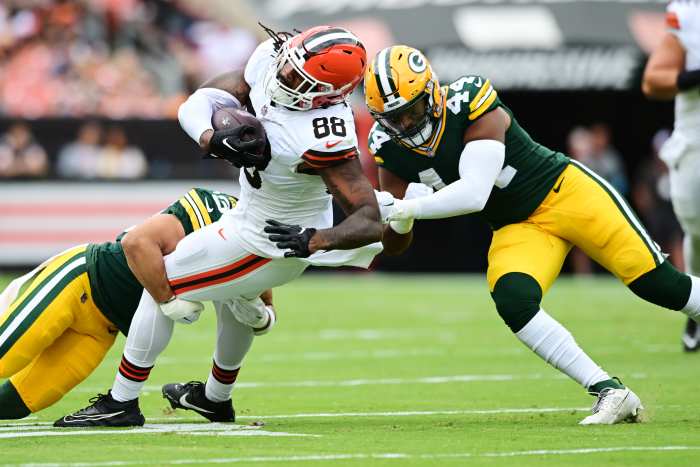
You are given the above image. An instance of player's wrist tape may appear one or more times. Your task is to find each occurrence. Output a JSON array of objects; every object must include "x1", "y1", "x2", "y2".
[
  {"x1": 178, "y1": 87, "x2": 241, "y2": 144},
  {"x1": 677, "y1": 69, "x2": 700, "y2": 92}
]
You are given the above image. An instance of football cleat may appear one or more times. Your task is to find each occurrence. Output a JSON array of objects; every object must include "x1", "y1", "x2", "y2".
[
  {"x1": 53, "y1": 392, "x2": 144, "y2": 427},
  {"x1": 162, "y1": 381, "x2": 234, "y2": 422},
  {"x1": 682, "y1": 318, "x2": 700, "y2": 352},
  {"x1": 579, "y1": 388, "x2": 643, "y2": 425}
]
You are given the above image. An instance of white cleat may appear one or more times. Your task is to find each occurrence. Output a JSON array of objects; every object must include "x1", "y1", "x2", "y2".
[{"x1": 579, "y1": 388, "x2": 643, "y2": 425}]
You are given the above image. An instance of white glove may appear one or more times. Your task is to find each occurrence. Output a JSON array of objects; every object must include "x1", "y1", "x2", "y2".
[
  {"x1": 374, "y1": 190, "x2": 396, "y2": 225},
  {"x1": 230, "y1": 297, "x2": 277, "y2": 336},
  {"x1": 159, "y1": 296, "x2": 204, "y2": 324},
  {"x1": 389, "y1": 183, "x2": 434, "y2": 233}
]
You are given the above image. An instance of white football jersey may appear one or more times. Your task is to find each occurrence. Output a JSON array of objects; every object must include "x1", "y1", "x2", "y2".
[
  {"x1": 667, "y1": 1, "x2": 700, "y2": 142},
  {"x1": 226, "y1": 39, "x2": 360, "y2": 258}
]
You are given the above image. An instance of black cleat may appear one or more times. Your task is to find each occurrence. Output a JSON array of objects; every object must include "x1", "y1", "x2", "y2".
[
  {"x1": 162, "y1": 381, "x2": 234, "y2": 422},
  {"x1": 53, "y1": 392, "x2": 145, "y2": 427},
  {"x1": 683, "y1": 319, "x2": 700, "y2": 352}
]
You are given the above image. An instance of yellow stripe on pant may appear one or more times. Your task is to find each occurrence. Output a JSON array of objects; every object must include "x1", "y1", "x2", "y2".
[
  {"x1": 0, "y1": 245, "x2": 117, "y2": 412},
  {"x1": 487, "y1": 162, "x2": 661, "y2": 293}
]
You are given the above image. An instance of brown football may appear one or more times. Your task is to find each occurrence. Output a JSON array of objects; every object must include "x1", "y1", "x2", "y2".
[{"x1": 211, "y1": 107, "x2": 263, "y2": 142}]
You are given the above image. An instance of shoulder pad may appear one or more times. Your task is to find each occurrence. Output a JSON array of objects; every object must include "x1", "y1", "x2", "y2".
[
  {"x1": 445, "y1": 75, "x2": 499, "y2": 121},
  {"x1": 244, "y1": 39, "x2": 276, "y2": 88},
  {"x1": 367, "y1": 123, "x2": 393, "y2": 164}
]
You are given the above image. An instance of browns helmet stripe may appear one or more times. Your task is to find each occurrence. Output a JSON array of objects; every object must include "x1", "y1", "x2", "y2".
[{"x1": 304, "y1": 29, "x2": 361, "y2": 53}]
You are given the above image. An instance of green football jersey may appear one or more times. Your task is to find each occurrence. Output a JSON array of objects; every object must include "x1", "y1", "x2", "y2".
[
  {"x1": 369, "y1": 76, "x2": 569, "y2": 230},
  {"x1": 86, "y1": 188, "x2": 238, "y2": 334}
]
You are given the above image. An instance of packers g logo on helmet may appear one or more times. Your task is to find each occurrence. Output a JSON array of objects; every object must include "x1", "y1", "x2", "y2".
[
  {"x1": 364, "y1": 45, "x2": 443, "y2": 149},
  {"x1": 407, "y1": 51, "x2": 427, "y2": 73}
]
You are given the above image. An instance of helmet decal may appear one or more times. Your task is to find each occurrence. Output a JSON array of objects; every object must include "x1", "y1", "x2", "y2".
[{"x1": 407, "y1": 51, "x2": 427, "y2": 73}]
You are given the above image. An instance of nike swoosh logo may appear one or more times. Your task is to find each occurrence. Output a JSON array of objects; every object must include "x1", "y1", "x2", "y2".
[
  {"x1": 552, "y1": 177, "x2": 565, "y2": 193},
  {"x1": 204, "y1": 198, "x2": 214, "y2": 212},
  {"x1": 325, "y1": 140, "x2": 342, "y2": 149},
  {"x1": 179, "y1": 394, "x2": 214, "y2": 413},
  {"x1": 62, "y1": 411, "x2": 125, "y2": 422},
  {"x1": 218, "y1": 228, "x2": 226, "y2": 240},
  {"x1": 222, "y1": 138, "x2": 238, "y2": 152}
]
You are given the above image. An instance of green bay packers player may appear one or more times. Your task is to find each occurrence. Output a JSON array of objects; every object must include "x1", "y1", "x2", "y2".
[
  {"x1": 365, "y1": 46, "x2": 700, "y2": 425},
  {"x1": 0, "y1": 188, "x2": 274, "y2": 423}
]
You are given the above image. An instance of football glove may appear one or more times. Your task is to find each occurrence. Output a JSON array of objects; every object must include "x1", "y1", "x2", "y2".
[
  {"x1": 209, "y1": 125, "x2": 270, "y2": 170},
  {"x1": 264, "y1": 219, "x2": 316, "y2": 258},
  {"x1": 374, "y1": 190, "x2": 396, "y2": 225},
  {"x1": 379, "y1": 182, "x2": 434, "y2": 232},
  {"x1": 159, "y1": 296, "x2": 204, "y2": 324},
  {"x1": 230, "y1": 297, "x2": 277, "y2": 336}
]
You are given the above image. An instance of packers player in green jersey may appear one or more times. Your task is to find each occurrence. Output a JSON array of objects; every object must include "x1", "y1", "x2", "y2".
[
  {"x1": 0, "y1": 188, "x2": 274, "y2": 422},
  {"x1": 365, "y1": 45, "x2": 700, "y2": 425}
]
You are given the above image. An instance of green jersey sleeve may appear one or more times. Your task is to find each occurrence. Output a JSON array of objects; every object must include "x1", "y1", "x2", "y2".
[
  {"x1": 444, "y1": 75, "x2": 501, "y2": 123},
  {"x1": 163, "y1": 188, "x2": 238, "y2": 235}
]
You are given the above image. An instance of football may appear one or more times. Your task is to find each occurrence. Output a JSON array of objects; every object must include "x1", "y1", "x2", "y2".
[{"x1": 211, "y1": 107, "x2": 262, "y2": 140}]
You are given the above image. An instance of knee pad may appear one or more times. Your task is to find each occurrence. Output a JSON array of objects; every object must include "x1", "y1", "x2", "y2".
[
  {"x1": 0, "y1": 380, "x2": 31, "y2": 419},
  {"x1": 491, "y1": 273, "x2": 543, "y2": 333},
  {"x1": 628, "y1": 261, "x2": 691, "y2": 311}
]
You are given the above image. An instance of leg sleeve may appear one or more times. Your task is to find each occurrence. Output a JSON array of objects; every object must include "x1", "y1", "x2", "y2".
[
  {"x1": 122, "y1": 290, "x2": 173, "y2": 368},
  {"x1": 213, "y1": 300, "x2": 254, "y2": 369}
]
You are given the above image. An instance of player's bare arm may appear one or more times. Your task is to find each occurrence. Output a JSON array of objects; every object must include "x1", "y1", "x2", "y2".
[
  {"x1": 310, "y1": 158, "x2": 383, "y2": 253},
  {"x1": 122, "y1": 214, "x2": 185, "y2": 303},
  {"x1": 642, "y1": 33, "x2": 686, "y2": 100},
  {"x1": 378, "y1": 167, "x2": 411, "y2": 256}
]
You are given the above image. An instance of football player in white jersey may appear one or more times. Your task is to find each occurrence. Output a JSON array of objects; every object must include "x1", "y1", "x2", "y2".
[
  {"x1": 643, "y1": 0, "x2": 700, "y2": 351},
  {"x1": 56, "y1": 25, "x2": 387, "y2": 426}
]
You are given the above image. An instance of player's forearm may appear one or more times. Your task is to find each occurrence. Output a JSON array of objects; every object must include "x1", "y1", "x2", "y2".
[
  {"x1": 642, "y1": 69, "x2": 680, "y2": 100},
  {"x1": 310, "y1": 205, "x2": 382, "y2": 252},
  {"x1": 123, "y1": 237, "x2": 174, "y2": 303},
  {"x1": 382, "y1": 225, "x2": 412, "y2": 256}
]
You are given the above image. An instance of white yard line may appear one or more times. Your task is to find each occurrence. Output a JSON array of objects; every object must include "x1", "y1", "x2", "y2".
[
  {"x1": 0, "y1": 423, "x2": 317, "y2": 439},
  {"x1": 8, "y1": 446, "x2": 700, "y2": 466},
  {"x1": 0, "y1": 406, "x2": 590, "y2": 431},
  {"x1": 73, "y1": 373, "x2": 549, "y2": 393}
]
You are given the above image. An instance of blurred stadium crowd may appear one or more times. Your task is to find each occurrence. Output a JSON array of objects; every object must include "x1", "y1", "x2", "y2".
[{"x1": 0, "y1": 0, "x2": 256, "y2": 118}]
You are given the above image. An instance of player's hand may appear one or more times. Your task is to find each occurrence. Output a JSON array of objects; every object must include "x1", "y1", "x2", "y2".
[
  {"x1": 404, "y1": 182, "x2": 433, "y2": 200},
  {"x1": 230, "y1": 297, "x2": 277, "y2": 336},
  {"x1": 208, "y1": 126, "x2": 270, "y2": 169},
  {"x1": 264, "y1": 220, "x2": 317, "y2": 258},
  {"x1": 374, "y1": 190, "x2": 396, "y2": 225},
  {"x1": 159, "y1": 296, "x2": 204, "y2": 324}
]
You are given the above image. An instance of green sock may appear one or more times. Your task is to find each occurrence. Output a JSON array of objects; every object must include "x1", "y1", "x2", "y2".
[
  {"x1": 0, "y1": 380, "x2": 31, "y2": 419},
  {"x1": 588, "y1": 377, "x2": 625, "y2": 396}
]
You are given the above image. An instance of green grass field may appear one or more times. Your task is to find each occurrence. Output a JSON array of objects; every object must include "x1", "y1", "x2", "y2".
[{"x1": 1, "y1": 272, "x2": 699, "y2": 466}]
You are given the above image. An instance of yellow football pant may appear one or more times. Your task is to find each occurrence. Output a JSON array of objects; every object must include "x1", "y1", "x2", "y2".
[
  {"x1": 0, "y1": 245, "x2": 117, "y2": 412},
  {"x1": 487, "y1": 161, "x2": 664, "y2": 293}
]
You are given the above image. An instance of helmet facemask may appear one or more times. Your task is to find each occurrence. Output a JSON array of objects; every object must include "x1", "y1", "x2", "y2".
[{"x1": 372, "y1": 79, "x2": 442, "y2": 149}]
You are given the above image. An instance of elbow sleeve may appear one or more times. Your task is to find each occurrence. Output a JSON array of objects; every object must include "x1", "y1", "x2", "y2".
[{"x1": 178, "y1": 88, "x2": 241, "y2": 143}]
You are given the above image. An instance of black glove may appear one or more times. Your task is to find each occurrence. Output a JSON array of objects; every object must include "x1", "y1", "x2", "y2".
[
  {"x1": 264, "y1": 220, "x2": 317, "y2": 258},
  {"x1": 208, "y1": 125, "x2": 270, "y2": 170}
]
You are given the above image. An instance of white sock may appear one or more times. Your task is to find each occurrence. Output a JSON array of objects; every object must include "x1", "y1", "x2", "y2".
[
  {"x1": 516, "y1": 309, "x2": 610, "y2": 389},
  {"x1": 205, "y1": 360, "x2": 240, "y2": 402},
  {"x1": 682, "y1": 275, "x2": 700, "y2": 322}
]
